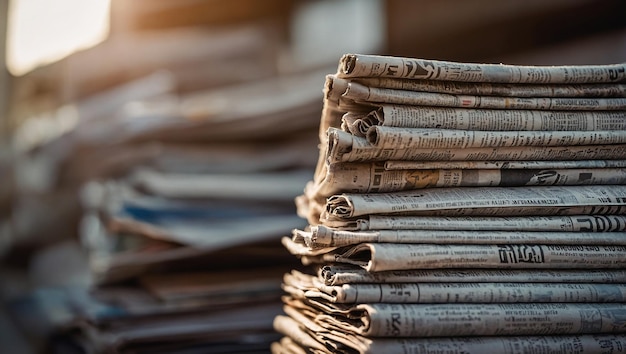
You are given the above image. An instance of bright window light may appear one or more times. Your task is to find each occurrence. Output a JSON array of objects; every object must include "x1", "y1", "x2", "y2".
[{"x1": 6, "y1": 0, "x2": 111, "y2": 76}]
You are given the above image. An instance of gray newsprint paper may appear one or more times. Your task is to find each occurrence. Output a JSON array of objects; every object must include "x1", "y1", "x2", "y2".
[
  {"x1": 273, "y1": 314, "x2": 626, "y2": 354},
  {"x1": 323, "y1": 243, "x2": 626, "y2": 272},
  {"x1": 367, "y1": 127, "x2": 626, "y2": 149},
  {"x1": 342, "y1": 107, "x2": 626, "y2": 138},
  {"x1": 345, "y1": 215, "x2": 626, "y2": 232},
  {"x1": 283, "y1": 271, "x2": 626, "y2": 304},
  {"x1": 274, "y1": 313, "x2": 626, "y2": 354},
  {"x1": 339, "y1": 80, "x2": 626, "y2": 110},
  {"x1": 326, "y1": 127, "x2": 626, "y2": 163},
  {"x1": 384, "y1": 160, "x2": 626, "y2": 170},
  {"x1": 353, "y1": 77, "x2": 626, "y2": 97},
  {"x1": 338, "y1": 53, "x2": 626, "y2": 83},
  {"x1": 311, "y1": 161, "x2": 626, "y2": 197},
  {"x1": 293, "y1": 225, "x2": 626, "y2": 249},
  {"x1": 319, "y1": 265, "x2": 626, "y2": 286},
  {"x1": 353, "y1": 105, "x2": 626, "y2": 133},
  {"x1": 278, "y1": 53, "x2": 626, "y2": 354},
  {"x1": 324, "y1": 185, "x2": 626, "y2": 219},
  {"x1": 303, "y1": 302, "x2": 626, "y2": 337}
]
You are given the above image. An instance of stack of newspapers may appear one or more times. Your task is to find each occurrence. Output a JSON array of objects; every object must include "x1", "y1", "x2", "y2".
[
  {"x1": 274, "y1": 54, "x2": 626, "y2": 353},
  {"x1": 21, "y1": 71, "x2": 324, "y2": 353}
]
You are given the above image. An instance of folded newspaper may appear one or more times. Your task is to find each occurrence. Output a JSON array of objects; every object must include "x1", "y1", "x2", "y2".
[
  {"x1": 7, "y1": 67, "x2": 330, "y2": 353},
  {"x1": 273, "y1": 54, "x2": 626, "y2": 353}
]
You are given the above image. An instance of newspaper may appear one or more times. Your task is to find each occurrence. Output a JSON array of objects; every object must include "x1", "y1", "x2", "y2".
[
  {"x1": 107, "y1": 213, "x2": 306, "y2": 250},
  {"x1": 290, "y1": 300, "x2": 626, "y2": 337},
  {"x1": 337, "y1": 53, "x2": 626, "y2": 83},
  {"x1": 129, "y1": 168, "x2": 312, "y2": 201},
  {"x1": 327, "y1": 243, "x2": 626, "y2": 272},
  {"x1": 324, "y1": 185, "x2": 626, "y2": 219},
  {"x1": 296, "y1": 192, "x2": 326, "y2": 226},
  {"x1": 281, "y1": 236, "x2": 338, "y2": 258},
  {"x1": 69, "y1": 67, "x2": 326, "y2": 145},
  {"x1": 293, "y1": 225, "x2": 626, "y2": 249},
  {"x1": 367, "y1": 126, "x2": 626, "y2": 149},
  {"x1": 384, "y1": 160, "x2": 626, "y2": 170},
  {"x1": 277, "y1": 53, "x2": 626, "y2": 353},
  {"x1": 340, "y1": 215, "x2": 626, "y2": 232},
  {"x1": 84, "y1": 177, "x2": 307, "y2": 250},
  {"x1": 284, "y1": 271, "x2": 626, "y2": 304},
  {"x1": 273, "y1": 315, "x2": 328, "y2": 353},
  {"x1": 341, "y1": 107, "x2": 626, "y2": 138},
  {"x1": 354, "y1": 105, "x2": 626, "y2": 133},
  {"x1": 319, "y1": 265, "x2": 626, "y2": 286},
  {"x1": 322, "y1": 75, "x2": 370, "y2": 132},
  {"x1": 311, "y1": 162, "x2": 626, "y2": 196},
  {"x1": 89, "y1": 300, "x2": 283, "y2": 352},
  {"x1": 339, "y1": 80, "x2": 626, "y2": 110},
  {"x1": 326, "y1": 128, "x2": 626, "y2": 163},
  {"x1": 271, "y1": 336, "x2": 310, "y2": 354},
  {"x1": 341, "y1": 111, "x2": 372, "y2": 137},
  {"x1": 312, "y1": 75, "x2": 350, "y2": 200},
  {"x1": 273, "y1": 314, "x2": 626, "y2": 354},
  {"x1": 353, "y1": 77, "x2": 626, "y2": 97}
]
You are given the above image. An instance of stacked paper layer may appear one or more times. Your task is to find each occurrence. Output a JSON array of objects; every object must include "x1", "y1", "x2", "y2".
[
  {"x1": 7, "y1": 70, "x2": 325, "y2": 354},
  {"x1": 273, "y1": 54, "x2": 626, "y2": 354}
]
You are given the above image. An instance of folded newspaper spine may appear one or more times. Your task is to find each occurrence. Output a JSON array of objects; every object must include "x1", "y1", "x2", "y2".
[{"x1": 272, "y1": 54, "x2": 626, "y2": 354}]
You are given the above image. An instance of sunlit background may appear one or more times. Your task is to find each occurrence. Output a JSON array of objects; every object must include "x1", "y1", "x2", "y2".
[{"x1": 6, "y1": 0, "x2": 111, "y2": 76}]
